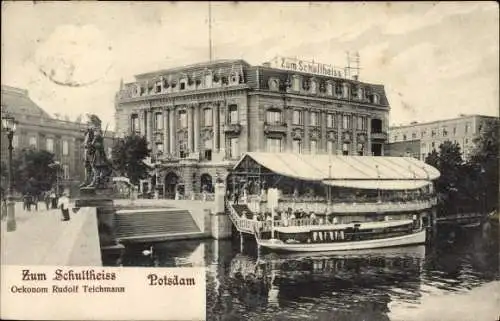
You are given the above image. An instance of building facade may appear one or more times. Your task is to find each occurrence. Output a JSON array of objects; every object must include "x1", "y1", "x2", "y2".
[
  {"x1": 1, "y1": 85, "x2": 114, "y2": 194},
  {"x1": 386, "y1": 140, "x2": 421, "y2": 159},
  {"x1": 114, "y1": 59, "x2": 390, "y2": 198},
  {"x1": 389, "y1": 114, "x2": 499, "y2": 161}
]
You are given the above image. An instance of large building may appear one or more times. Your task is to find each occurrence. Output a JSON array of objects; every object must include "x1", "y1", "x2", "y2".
[
  {"x1": 389, "y1": 114, "x2": 499, "y2": 161},
  {"x1": 1, "y1": 85, "x2": 114, "y2": 194},
  {"x1": 114, "y1": 58, "x2": 390, "y2": 198}
]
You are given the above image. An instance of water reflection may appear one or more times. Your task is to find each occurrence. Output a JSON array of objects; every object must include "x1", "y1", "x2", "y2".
[{"x1": 112, "y1": 227, "x2": 498, "y2": 321}]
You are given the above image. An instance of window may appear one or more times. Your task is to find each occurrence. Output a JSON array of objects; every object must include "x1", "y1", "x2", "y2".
[
  {"x1": 394, "y1": 135, "x2": 398, "y2": 141},
  {"x1": 402, "y1": 134, "x2": 407, "y2": 141},
  {"x1": 310, "y1": 112, "x2": 318, "y2": 126},
  {"x1": 203, "y1": 108, "x2": 212, "y2": 126},
  {"x1": 266, "y1": 138, "x2": 282, "y2": 153},
  {"x1": 327, "y1": 114, "x2": 335, "y2": 128},
  {"x1": 421, "y1": 131, "x2": 425, "y2": 138},
  {"x1": 131, "y1": 114, "x2": 139, "y2": 133},
  {"x1": 156, "y1": 143, "x2": 164, "y2": 154},
  {"x1": 46, "y1": 138, "x2": 54, "y2": 152},
  {"x1": 229, "y1": 105, "x2": 238, "y2": 124},
  {"x1": 335, "y1": 83, "x2": 342, "y2": 96},
  {"x1": 465, "y1": 138, "x2": 469, "y2": 144},
  {"x1": 62, "y1": 164, "x2": 69, "y2": 180},
  {"x1": 155, "y1": 112, "x2": 163, "y2": 130},
  {"x1": 442, "y1": 128, "x2": 448, "y2": 137},
  {"x1": 204, "y1": 139, "x2": 212, "y2": 160},
  {"x1": 431, "y1": 130, "x2": 436, "y2": 137},
  {"x1": 465, "y1": 123, "x2": 470, "y2": 133},
  {"x1": 357, "y1": 117, "x2": 366, "y2": 130},
  {"x1": 179, "y1": 141, "x2": 188, "y2": 158},
  {"x1": 453, "y1": 127, "x2": 457, "y2": 135},
  {"x1": 292, "y1": 110, "x2": 302, "y2": 125},
  {"x1": 357, "y1": 143, "x2": 364, "y2": 156},
  {"x1": 29, "y1": 136, "x2": 37, "y2": 148},
  {"x1": 342, "y1": 143, "x2": 350, "y2": 156},
  {"x1": 229, "y1": 137, "x2": 240, "y2": 159},
  {"x1": 155, "y1": 81, "x2": 162, "y2": 93},
  {"x1": 180, "y1": 82, "x2": 186, "y2": 90},
  {"x1": 327, "y1": 141, "x2": 334, "y2": 154},
  {"x1": 292, "y1": 139, "x2": 302, "y2": 153},
  {"x1": 266, "y1": 110, "x2": 282, "y2": 124},
  {"x1": 431, "y1": 142, "x2": 435, "y2": 148},
  {"x1": 179, "y1": 110, "x2": 187, "y2": 128},
  {"x1": 310, "y1": 140, "x2": 318, "y2": 154},
  {"x1": 412, "y1": 133, "x2": 417, "y2": 139},
  {"x1": 342, "y1": 115, "x2": 351, "y2": 129},
  {"x1": 62, "y1": 140, "x2": 69, "y2": 155}
]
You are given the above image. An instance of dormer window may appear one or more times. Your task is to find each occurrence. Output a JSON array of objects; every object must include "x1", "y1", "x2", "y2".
[
  {"x1": 155, "y1": 81, "x2": 162, "y2": 93},
  {"x1": 180, "y1": 81, "x2": 186, "y2": 90},
  {"x1": 335, "y1": 83, "x2": 342, "y2": 96},
  {"x1": 302, "y1": 78, "x2": 310, "y2": 91}
]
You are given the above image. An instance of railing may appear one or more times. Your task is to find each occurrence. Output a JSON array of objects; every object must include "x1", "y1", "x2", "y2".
[
  {"x1": 371, "y1": 132, "x2": 388, "y2": 140},
  {"x1": 277, "y1": 198, "x2": 437, "y2": 213},
  {"x1": 224, "y1": 123, "x2": 242, "y2": 134},
  {"x1": 226, "y1": 202, "x2": 260, "y2": 234},
  {"x1": 264, "y1": 122, "x2": 287, "y2": 134}
]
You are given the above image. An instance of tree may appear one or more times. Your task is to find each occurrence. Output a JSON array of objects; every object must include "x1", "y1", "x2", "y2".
[
  {"x1": 12, "y1": 149, "x2": 57, "y2": 195},
  {"x1": 111, "y1": 134, "x2": 151, "y2": 185},
  {"x1": 468, "y1": 119, "x2": 499, "y2": 212},
  {"x1": 425, "y1": 141, "x2": 465, "y2": 214}
]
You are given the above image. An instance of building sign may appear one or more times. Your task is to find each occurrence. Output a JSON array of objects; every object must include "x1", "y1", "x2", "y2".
[{"x1": 270, "y1": 56, "x2": 345, "y2": 78}]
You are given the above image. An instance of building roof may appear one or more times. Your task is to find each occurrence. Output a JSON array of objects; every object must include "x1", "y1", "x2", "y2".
[
  {"x1": 233, "y1": 152, "x2": 440, "y2": 190},
  {"x1": 390, "y1": 114, "x2": 499, "y2": 130},
  {"x1": 135, "y1": 59, "x2": 251, "y2": 80},
  {"x1": 1, "y1": 85, "x2": 52, "y2": 119}
]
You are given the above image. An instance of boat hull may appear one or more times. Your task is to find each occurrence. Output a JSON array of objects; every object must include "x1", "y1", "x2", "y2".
[{"x1": 257, "y1": 229, "x2": 426, "y2": 252}]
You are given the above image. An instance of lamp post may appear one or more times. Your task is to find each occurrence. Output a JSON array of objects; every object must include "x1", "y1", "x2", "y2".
[{"x1": 2, "y1": 114, "x2": 17, "y2": 232}]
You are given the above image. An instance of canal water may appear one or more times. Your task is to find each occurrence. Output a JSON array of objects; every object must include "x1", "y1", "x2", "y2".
[{"x1": 106, "y1": 225, "x2": 499, "y2": 321}]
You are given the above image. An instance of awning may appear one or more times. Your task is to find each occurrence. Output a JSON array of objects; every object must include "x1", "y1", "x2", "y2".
[
  {"x1": 323, "y1": 179, "x2": 431, "y2": 190},
  {"x1": 233, "y1": 152, "x2": 440, "y2": 182}
]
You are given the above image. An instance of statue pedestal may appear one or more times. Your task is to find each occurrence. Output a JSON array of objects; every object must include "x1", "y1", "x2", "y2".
[
  {"x1": 74, "y1": 187, "x2": 118, "y2": 248},
  {"x1": 74, "y1": 188, "x2": 114, "y2": 208}
]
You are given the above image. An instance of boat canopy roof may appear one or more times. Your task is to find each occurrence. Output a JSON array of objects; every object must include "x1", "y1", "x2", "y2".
[{"x1": 232, "y1": 152, "x2": 440, "y2": 190}]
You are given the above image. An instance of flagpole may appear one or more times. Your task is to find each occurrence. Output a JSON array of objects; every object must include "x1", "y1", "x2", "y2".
[{"x1": 208, "y1": 1, "x2": 213, "y2": 62}]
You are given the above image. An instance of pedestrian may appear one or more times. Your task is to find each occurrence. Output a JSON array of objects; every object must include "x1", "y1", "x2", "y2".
[
  {"x1": 44, "y1": 191, "x2": 51, "y2": 210},
  {"x1": 58, "y1": 192, "x2": 71, "y2": 221},
  {"x1": 50, "y1": 190, "x2": 57, "y2": 209}
]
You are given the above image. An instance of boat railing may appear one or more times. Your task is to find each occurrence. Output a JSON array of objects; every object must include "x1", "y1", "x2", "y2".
[{"x1": 278, "y1": 198, "x2": 436, "y2": 213}]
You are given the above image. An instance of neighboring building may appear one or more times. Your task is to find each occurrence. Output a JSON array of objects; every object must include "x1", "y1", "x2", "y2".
[
  {"x1": 389, "y1": 115, "x2": 499, "y2": 161},
  {"x1": 114, "y1": 58, "x2": 391, "y2": 198},
  {"x1": 386, "y1": 140, "x2": 421, "y2": 159},
  {"x1": 1, "y1": 85, "x2": 114, "y2": 194}
]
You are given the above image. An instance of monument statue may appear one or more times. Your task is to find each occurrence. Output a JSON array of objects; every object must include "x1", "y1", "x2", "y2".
[{"x1": 80, "y1": 114, "x2": 112, "y2": 190}]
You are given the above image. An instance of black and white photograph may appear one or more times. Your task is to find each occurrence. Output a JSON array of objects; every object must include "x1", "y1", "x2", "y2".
[{"x1": 1, "y1": 2, "x2": 499, "y2": 320}]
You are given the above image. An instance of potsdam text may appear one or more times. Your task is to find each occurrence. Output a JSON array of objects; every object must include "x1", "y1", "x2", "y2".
[{"x1": 147, "y1": 273, "x2": 196, "y2": 286}]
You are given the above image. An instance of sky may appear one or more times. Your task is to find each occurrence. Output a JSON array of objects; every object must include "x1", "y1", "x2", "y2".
[{"x1": 2, "y1": 1, "x2": 498, "y2": 130}]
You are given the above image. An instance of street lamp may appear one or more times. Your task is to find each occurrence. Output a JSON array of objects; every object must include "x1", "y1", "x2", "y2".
[{"x1": 2, "y1": 113, "x2": 17, "y2": 232}]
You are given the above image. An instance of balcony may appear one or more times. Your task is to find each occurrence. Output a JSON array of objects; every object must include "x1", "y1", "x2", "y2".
[
  {"x1": 371, "y1": 131, "x2": 387, "y2": 141},
  {"x1": 264, "y1": 122, "x2": 287, "y2": 134},
  {"x1": 224, "y1": 123, "x2": 241, "y2": 135}
]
